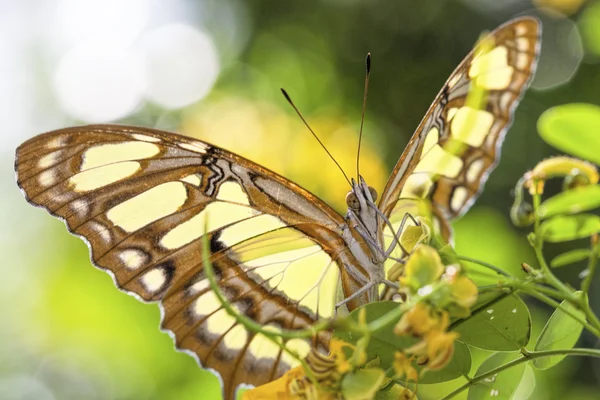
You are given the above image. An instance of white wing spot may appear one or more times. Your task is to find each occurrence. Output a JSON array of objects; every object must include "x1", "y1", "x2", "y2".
[
  {"x1": 141, "y1": 267, "x2": 167, "y2": 293},
  {"x1": 38, "y1": 150, "x2": 62, "y2": 168},
  {"x1": 514, "y1": 24, "x2": 529, "y2": 36},
  {"x1": 88, "y1": 221, "x2": 112, "y2": 243},
  {"x1": 46, "y1": 135, "x2": 67, "y2": 149},
  {"x1": 38, "y1": 170, "x2": 56, "y2": 187},
  {"x1": 187, "y1": 279, "x2": 210, "y2": 296},
  {"x1": 466, "y1": 159, "x2": 486, "y2": 183},
  {"x1": 70, "y1": 199, "x2": 90, "y2": 217},
  {"x1": 515, "y1": 37, "x2": 530, "y2": 52},
  {"x1": 119, "y1": 249, "x2": 147, "y2": 270},
  {"x1": 451, "y1": 187, "x2": 469, "y2": 213},
  {"x1": 514, "y1": 52, "x2": 531, "y2": 71}
]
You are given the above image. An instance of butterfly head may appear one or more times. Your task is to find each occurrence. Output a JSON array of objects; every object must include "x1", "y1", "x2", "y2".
[{"x1": 345, "y1": 176, "x2": 379, "y2": 240}]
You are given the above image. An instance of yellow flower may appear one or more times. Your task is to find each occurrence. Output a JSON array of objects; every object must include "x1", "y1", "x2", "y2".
[
  {"x1": 400, "y1": 245, "x2": 444, "y2": 293},
  {"x1": 404, "y1": 313, "x2": 459, "y2": 371},
  {"x1": 241, "y1": 366, "x2": 308, "y2": 400},
  {"x1": 393, "y1": 352, "x2": 419, "y2": 382},
  {"x1": 399, "y1": 220, "x2": 431, "y2": 254},
  {"x1": 394, "y1": 303, "x2": 440, "y2": 337},
  {"x1": 449, "y1": 274, "x2": 478, "y2": 309},
  {"x1": 329, "y1": 339, "x2": 354, "y2": 375}
]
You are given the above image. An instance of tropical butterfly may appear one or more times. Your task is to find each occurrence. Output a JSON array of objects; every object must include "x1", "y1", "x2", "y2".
[{"x1": 15, "y1": 17, "x2": 540, "y2": 400}]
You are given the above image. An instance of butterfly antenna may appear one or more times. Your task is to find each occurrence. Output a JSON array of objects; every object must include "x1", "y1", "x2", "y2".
[
  {"x1": 356, "y1": 53, "x2": 371, "y2": 180},
  {"x1": 280, "y1": 88, "x2": 352, "y2": 186}
]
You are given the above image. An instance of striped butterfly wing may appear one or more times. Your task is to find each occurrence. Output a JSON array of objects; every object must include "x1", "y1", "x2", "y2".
[
  {"x1": 378, "y1": 17, "x2": 541, "y2": 246},
  {"x1": 15, "y1": 125, "x2": 367, "y2": 399}
]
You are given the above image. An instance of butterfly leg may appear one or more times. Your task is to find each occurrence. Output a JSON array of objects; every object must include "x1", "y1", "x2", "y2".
[
  {"x1": 385, "y1": 212, "x2": 420, "y2": 257},
  {"x1": 367, "y1": 201, "x2": 411, "y2": 257},
  {"x1": 334, "y1": 280, "x2": 378, "y2": 313},
  {"x1": 355, "y1": 224, "x2": 406, "y2": 264}
]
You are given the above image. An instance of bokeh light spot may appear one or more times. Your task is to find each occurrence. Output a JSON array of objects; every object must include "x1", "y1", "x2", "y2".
[
  {"x1": 140, "y1": 23, "x2": 220, "y2": 109},
  {"x1": 53, "y1": 42, "x2": 145, "y2": 122}
]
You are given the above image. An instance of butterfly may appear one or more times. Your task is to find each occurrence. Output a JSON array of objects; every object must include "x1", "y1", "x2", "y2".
[{"x1": 15, "y1": 17, "x2": 540, "y2": 400}]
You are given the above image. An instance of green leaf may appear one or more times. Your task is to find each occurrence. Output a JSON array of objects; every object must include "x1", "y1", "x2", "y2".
[
  {"x1": 467, "y1": 352, "x2": 526, "y2": 400},
  {"x1": 533, "y1": 294, "x2": 585, "y2": 370},
  {"x1": 538, "y1": 103, "x2": 600, "y2": 164},
  {"x1": 454, "y1": 294, "x2": 531, "y2": 351},
  {"x1": 512, "y1": 364, "x2": 536, "y2": 400},
  {"x1": 540, "y1": 214, "x2": 600, "y2": 242},
  {"x1": 334, "y1": 302, "x2": 471, "y2": 384},
  {"x1": 538, "y1": 185, "x2": 600, "y2": 219},
  {"x1": 341, "y1": 368, "x2": 385, "y2": 400},
  {"x1": 550, "y1": 249, "x2": 592, "y2": 268}
]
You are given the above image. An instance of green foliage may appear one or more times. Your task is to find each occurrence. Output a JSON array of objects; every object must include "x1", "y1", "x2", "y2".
[
  {"x1": 533, "y1": 296, "x2": 586, "y2": 370},
  {"x1": 467, "y1": 353, "x2": 526, "y2": 400},
  {"x1": 454, "y1": 295, "x2": 531, "y2": 351},
  {"x1": 538, "y1": 104, "x2": 600, "y2": 165},
  {"x1": 538, "y1": 185, "x2": 600, "y2": 219},
  {"x1": 539, "y1": 214, "x2": 600, "y2": 243},
  {"x1": 550, "y1": 249, "x2": 592, "y2": 268},
  {"x1": 341, "y1": 368, "x2": 386, "y2": 400}
]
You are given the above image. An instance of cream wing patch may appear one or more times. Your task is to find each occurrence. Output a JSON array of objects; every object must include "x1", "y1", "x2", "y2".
[
  {"x1": 107, "y1": 181, "x2": 187, "y2": 232},
  {"x1": 69, "y1": 162, "x2": 141, "y2": 192},
  {"x1": 80, "y1": 142, "x2": 160, "y2": 170},
  {"x1": 246, "y1": 245, "x2": 338, "y2": 318},
  {"x1": 450, "y1": 107, "x2": 494, "y2": 147},
  {"x1": 469, "y1": 46, "x2": 513, "y2": 90},
  {"x1": 414, "y1": 145, "x2": 463, "y2": 178}
]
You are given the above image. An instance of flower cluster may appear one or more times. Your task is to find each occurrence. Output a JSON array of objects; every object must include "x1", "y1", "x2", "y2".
[{"x1": 391, "y1": 223, "x2": 478, "y2": 377}]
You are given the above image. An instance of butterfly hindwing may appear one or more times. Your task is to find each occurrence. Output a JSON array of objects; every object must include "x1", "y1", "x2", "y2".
[
  {"x1": 15, "y1": 125, "x2": 372, "y2": 398},
  {"x1": 378, "y1": 17, "x2": 541, "y2": 242}
]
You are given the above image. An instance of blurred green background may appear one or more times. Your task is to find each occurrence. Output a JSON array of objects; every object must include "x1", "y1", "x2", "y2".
[{"x1": 2, "y1": 0, "x2": 600, "y2": 399}]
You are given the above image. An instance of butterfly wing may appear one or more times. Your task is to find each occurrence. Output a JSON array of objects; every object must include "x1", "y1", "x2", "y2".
[
  {"x1": 15, "y1": 125, "x2": 370, "y2": 399},
  {"x1": 378, "y1": 17, "x2": 541, "y2": 242}
]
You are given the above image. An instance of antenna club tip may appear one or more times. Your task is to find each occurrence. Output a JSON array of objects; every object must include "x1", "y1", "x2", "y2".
[
  {"x1": 280, "y1": 88, "x2": 292, "y2": 103},
  {"x1": 365, "y1": 53, "x2": 371, "y2": 72}
]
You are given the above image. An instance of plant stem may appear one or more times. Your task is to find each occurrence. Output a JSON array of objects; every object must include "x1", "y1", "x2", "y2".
[
  {"x1": 458, "y1": 255, "x2": 513, "y2": 277},
  {"x1": 516, "y1": 284, "x2": 600, "y2": 338},
  {"x1": 439, "y1": 348, "x2": 600, "y2": 400},
  {"x1": 581, "y1": 240, "x2": 598, "y2": 293}
]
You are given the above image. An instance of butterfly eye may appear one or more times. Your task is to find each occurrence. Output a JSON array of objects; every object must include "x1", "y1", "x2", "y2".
[
  {"x1": 368, "y1": 186, "x2": 378, "y2": 202},
  {"x1": 346, "y1": 192, "x2": 360, "y2": 210}
]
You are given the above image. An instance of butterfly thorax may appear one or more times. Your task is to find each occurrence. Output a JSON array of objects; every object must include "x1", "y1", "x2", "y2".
[{"x1": 341, "y1": 177, "x2": 386, "y2": 302}]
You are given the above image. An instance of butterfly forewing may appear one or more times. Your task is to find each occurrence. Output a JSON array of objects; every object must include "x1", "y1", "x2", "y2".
[
  {"x1": 378, "y1": 17, "x2": 541, "y2": 243},
  {"x1": 15, "y1": 125, "x2": 369, "y2": 398},
  {"x1": 16, "y1": 16, "x2": 541, "y2": 400}
]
